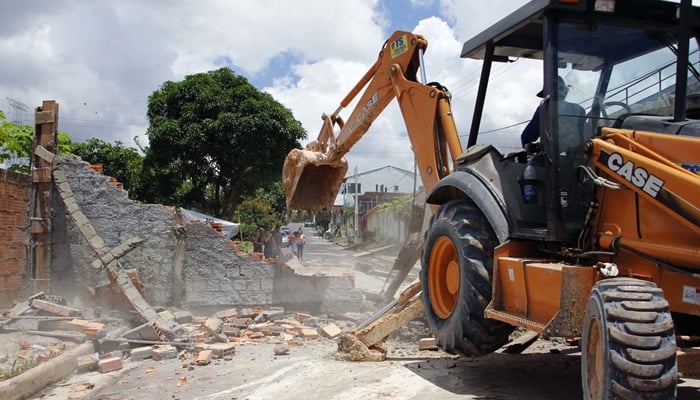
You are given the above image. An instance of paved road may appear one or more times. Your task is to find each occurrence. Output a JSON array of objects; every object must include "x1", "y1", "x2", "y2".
[
  {"x1": 282, "y1": 227, "x2": 362, "y2": 268},
  {"x1": 27, "y1": 227, "x2": 700, "y2": 400},
  {"x1": 281, "y1": 227, "x2": 400, "y2": 299}
]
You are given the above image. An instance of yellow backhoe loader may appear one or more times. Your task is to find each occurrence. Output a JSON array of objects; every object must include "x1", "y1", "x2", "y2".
[{"x1": 284, "y1": 1, "x2": 700, "y2": 398}]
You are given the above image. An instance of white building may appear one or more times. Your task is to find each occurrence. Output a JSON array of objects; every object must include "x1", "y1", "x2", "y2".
[{"x1": 335, "y1": 165, "x2": 419, "y2": 208}]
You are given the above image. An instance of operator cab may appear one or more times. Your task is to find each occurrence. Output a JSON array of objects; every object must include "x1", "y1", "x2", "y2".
[{"x1": 459, "y1": 0, "x2": 700, "y2": 244}]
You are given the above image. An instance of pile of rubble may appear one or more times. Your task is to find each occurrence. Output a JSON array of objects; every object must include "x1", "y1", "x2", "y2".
[
  {"x1": 1, "y1": 288, "x2": 441, "y2": 400},
  {"x1": 0, "y1": 292, "x2": 357, "y2": 381},
  {"x1": 82, "y1": 306, "x2": 351, "y2": 374}
]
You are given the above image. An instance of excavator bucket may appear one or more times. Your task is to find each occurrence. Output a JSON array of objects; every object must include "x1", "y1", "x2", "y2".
[{"x1": 283, "y1": 148, "x2": 348, "y2": 211}]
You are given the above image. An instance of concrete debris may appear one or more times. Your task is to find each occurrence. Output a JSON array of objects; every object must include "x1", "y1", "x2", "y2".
[
  {"x1": 76, "y1": 354, "x2": 98, "y2": 373},
  {"x1": 213, "y1": 309, "x2": 237, "y2": 320},
  {"x1": 123, "y1": 322, "x2": 167, "y2": 342},
  {"x1": 334, "y1": 332, "x2": 386, "y2": 362},
  {"x1": 320, "y1": 323, "x2": 342, "y2": 339},
  {"x1": 418, "y1": 337, "x2": 438, "y2": 351},
  {"x1": 273, "y1": 344, "x2": 290, "y2": 355},
  {"x1": 129, "y1": 346, "x2": 153, "y2": 361},
  {"x1": 30, "y1": 299, "x2": 83, "y2": 318},
  {"x1": 222, "y1": 326, "x2": 241, "y2": 337},
  {"x1": 152, "y1": 345, "x2": 177, "y2": 361},
  {"x1": 172, "y1": 310, "x2": 194, "y2": 324},
  {"x1": 2, "y1": 286, "x2": 435, "y2": 400}
]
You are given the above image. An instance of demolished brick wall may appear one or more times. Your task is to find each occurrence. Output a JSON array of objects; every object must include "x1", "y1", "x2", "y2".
[
  {"x1": 51, "y1": 156, "x2": 275, "y2": 310},
  {"x1": 0, "y1": 169, "x2": 32, "y2": 306},
  {"x1": 50, "y1": 156, "x2": 178, "y2": 305},
  {"x1": 48, "y1": 156, "x2": 362, "y2": 314},
  {"x1": 273, "y1": 267, "x2": 363, "y2": 314},
  {"x1": 180, "y1": 223, "x2": 274, "y2": 310}
]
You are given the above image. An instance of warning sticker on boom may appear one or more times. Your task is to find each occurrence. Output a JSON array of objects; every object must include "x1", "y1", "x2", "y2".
[{"x1": 682, "y1": 285, "x2": 700, "y2": 305}]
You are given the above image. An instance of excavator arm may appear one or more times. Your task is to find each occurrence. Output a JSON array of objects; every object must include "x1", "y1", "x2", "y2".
[
  {"x1": 585, "y1": 128, "x2": 700, "y2": 237},
  {"x1": 283, "y1": 31, "x2": 464, "y2": 210},
  {"x1": 585, "y1": 127, "x2": 700, "y2": 276}
]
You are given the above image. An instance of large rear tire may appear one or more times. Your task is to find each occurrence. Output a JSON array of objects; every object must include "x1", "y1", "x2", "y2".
[
  {"x1": 420, "y1": 200, "x2": 513, "y2": 356},
  {"x1": 581, "y1": 278, "x2": 677, "y2": 400}
]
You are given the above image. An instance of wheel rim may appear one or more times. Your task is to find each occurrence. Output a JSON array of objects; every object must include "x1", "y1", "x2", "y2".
[
  {"x1": 585, "y1": 317, "x2": 603, "y2": 399},
  {"x1": 428, "y1": 236, "x2": 460, "y2": 319}
]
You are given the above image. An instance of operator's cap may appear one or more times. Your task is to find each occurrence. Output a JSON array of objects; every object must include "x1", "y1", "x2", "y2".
[{"x1": 537, "y1": 76, "x2": 567, "y2": 98}]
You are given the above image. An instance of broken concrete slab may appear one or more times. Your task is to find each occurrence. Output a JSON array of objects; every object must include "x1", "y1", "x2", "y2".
[
  {"x1": 130, "y1": 346, "x2": 153, "y2": 361},
  {"x1": 123, "y1": 322, "x2": 166, "y2": 341},
  {"x1": 76, "y1": 354, "x2": 98, "y2": 373},
  {"x1": 213, "y1": 308, "x2": 237, "y2": 320},
  {"x1": 152, "y1": 345, "x2": 177, "y2": 361},
  {"x1": 31, "y1": 299, "x2": 82, "y2": 317},
  {"x1": 172, "y1": 310, "x2": 193, "y2": 324}
]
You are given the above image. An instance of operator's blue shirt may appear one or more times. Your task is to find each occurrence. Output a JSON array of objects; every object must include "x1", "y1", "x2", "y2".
[{"x1": 521, "y1": 107, "x2": 540, "y2": 147}]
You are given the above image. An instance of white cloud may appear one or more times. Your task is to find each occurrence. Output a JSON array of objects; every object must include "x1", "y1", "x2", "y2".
[
  {"x1": 9, "y1": 0, "x2": 666, "y2": 177},
  {"x1": 0, "y1": 0, "x2": 386, "y2": 147}
]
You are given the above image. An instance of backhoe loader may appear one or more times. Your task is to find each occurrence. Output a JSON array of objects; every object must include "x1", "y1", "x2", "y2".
[{"x1": 283, "y1": 0, "x2": 700, "y2": 398}]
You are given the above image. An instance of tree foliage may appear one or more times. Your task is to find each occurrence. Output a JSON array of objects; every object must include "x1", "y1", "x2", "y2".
[
  {"x1": 0, "y1": 111, "x2": 34, "y2": 173},
  {"x1": 68, "y1": 138, "x2": 144, "y2": 192},
  {"x1": 235, "y1": 188, "x2": 280, "y2": 239},
  {"x1": 142, "y1": 68, "x2": 306, "y2": 219},
  {"x1": 0, "y1": 111, "x2": 71, "y2": 173},
  {"x1": 379, "y1": 195, "x2": 412, "y2": 221}
]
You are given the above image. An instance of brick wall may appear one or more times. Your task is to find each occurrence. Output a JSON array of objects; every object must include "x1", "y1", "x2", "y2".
[{"x1": 0, "y1": 169, "x2": 31, "y2": 306}]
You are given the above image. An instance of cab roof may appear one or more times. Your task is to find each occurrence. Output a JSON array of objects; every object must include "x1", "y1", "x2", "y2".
[{"x1": 460, "y1": 0, "x2": 699, "y2": 62}]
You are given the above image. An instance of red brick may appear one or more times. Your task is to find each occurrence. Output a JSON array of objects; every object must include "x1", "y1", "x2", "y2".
[
  {"x1": 98, "y1": 357, "x2": 122, "y2": 373},
  {"x1": 196, "y1": 350, "x2": 212, "y2": 365},
  {"x1": 295, "y1": 312, "x2": 311, "y2": 322},
  {"x1": 300, "y1": 328, "x2": 319, "y2": 339},
  {"x1": 320, "y1": 323, "x2": 342, "y2": 339}
]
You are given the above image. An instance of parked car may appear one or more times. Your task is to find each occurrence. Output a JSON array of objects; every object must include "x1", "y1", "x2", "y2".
[
  {"x1": 281, "y1": 231, "x2": 289, "y2": 247},
  {"x1": 304, "y1": 220, "x2": 313, "y2": 227},
  {"x1": 280, "y1": 225, "x2": 292, "y2": 236}
]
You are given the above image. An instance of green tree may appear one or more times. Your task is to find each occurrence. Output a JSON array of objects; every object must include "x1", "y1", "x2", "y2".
[
  {"x1": 379, "y1": 195, "x2": 412, "y2": 240},
  {"x1": 379, "y1": 195, "x2": 412, "y2": 221},
  {"x1": 235, "y1": 188, "x2": 280, "y2": 239},
  {"x1": 142, "y1": 68, "x2": 306, "y2": 219},
  {"x1": 68, "y1": 138, "x2": 144, "y2": 192},
  {"x1": 0, "y1": 111, "x2": 72, "y2": 173},
  {"x1": 0, "y1": 111, "x2": 33, "y2": 173}
]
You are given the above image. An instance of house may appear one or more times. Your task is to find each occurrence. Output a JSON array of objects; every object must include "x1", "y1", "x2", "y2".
[
  {"x1": 331, "y1": 165, "x2": 419, "y2": 237},
  {"x1": 335, "y1": 165, "x2": 418, "y2": 208}
]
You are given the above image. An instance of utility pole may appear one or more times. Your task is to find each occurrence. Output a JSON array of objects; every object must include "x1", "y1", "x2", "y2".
[{"x1": 354, "y1": 166, "x2": 359, "y2": 242}]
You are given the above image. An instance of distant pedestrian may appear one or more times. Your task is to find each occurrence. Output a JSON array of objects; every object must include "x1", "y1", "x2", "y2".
[
  {"x1": 290, "y1": 230, "x2": 299, "y2": 257},
  {"x1": 295, "y1": 227, "x2": 306, "y2": 260},
  {"x1": 272, "y1": 223, "x2": 283, "y2": 259},
  {"x1": 263, "y1": 230, "x2": 275, "y2": 259},
  {"x1": 252, "y1": 228, "x2": 264, "y2": 253}
]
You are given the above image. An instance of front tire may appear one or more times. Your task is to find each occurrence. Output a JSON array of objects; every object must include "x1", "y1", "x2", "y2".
[
  {"x1": 420, "y1": 200, "x2": 513, "y2": 356},
  {"x1": 581, "y1": 278, "x2": 677, "y2": 400}
]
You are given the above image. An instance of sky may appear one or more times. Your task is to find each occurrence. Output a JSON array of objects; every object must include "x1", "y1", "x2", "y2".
[{"x1": 1, "y1": 0, "x2": 557, "y2": 175}]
